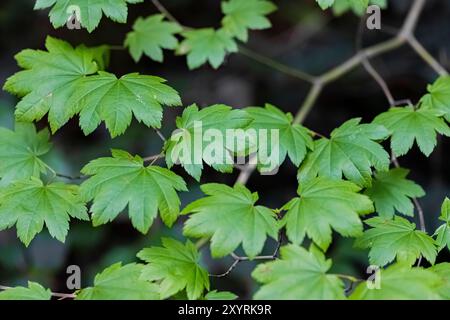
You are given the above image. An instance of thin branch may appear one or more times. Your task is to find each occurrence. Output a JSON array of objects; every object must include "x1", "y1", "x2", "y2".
[
  {"x1": 56, "y1": 173, "x2": 86, "y2": 180},
  {"x1": 154, "y1": 128, "x2": 167, "y2": 142},
  {"x1": 408, "y1": 36, "x2": 449, "y2": 76},
  {"x1": 293, "y1": 80, "x2": 323, "y2": 124},
  {"x1": 151, "y1": 0, "x2": 182, "y2": 26}
]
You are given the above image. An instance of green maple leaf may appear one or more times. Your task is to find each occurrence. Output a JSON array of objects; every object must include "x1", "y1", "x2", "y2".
[
  {"x1": 125, "y1": 14, "x2": 182, "y2": 62},
  {"x1": 67, "y1": 71, "x2": 181, "y2": 137},
  {"x1": 364, "y1": 168, "x2": 425, "y2": 219},
  {"x1": 137, "y1": 238, "x2": 209, "y2": 300},
  {"x1": 0, "y1": 282, "x2": 52, "y2": 300},
  {"x1": 355, "y1": 216, "x2": 437, "y2": 266},
  {"x1": 281, "y1": 178, "x2": 373, "y2": 251},
  {"x1": 316, "y1": 0, "x2": 335, "y2": 9},
  {"x1": 245, "y1": 104, "x2": 314, "y2": 171},
  {"x1": 350, "y1": 263, "x2": 443, "y2": 300},
  {"x1": 434, "y1": 198, "x2": 450, "y2": 252},
  {"x1": 0, "y1": 122, "x2": 51, "y2": 186},
  {"x1": 299, "y1": 118, "x2": 390, "y2": 187},
  {"x1": 165, "y1": 104, "x2": 251, "y2": 181},
  {"x1": 373, "y1": 106, "x2": 450, "y2": 157},
  {"x1": 34, "y1": 0, "x2": 144, "y2": 32},
  {"x1": 204, "y1": 290, "x2": 237, "y2": 300},
  {"x1": 420, "y1": 76, "x2": 450, "y2": 121},
  {"x1": 76, "y1": 262, "x2": 159, "y2": 300},
  {"x1": 182, "y1": 183, "x2": 279, "y2": 258},
  {"x1": 80, "y1": 150, "x2": 187, "y2": 233},
  {"x1": 252, "y1": 245, "x2": 346, "y2": 300},
  {"x1": 221, "y1": 0, "x2": 277, "y2": 42},
  {"x1": 178, "y1": 28, "x2": 238, "y2": 70},
  {"x1": 3, "y1": 37, "x2": 99, "y2": 132},
  {"x1": 429, "y1": 263, "x2": 450, "y2": 299},
  {"x1": 0, "y1": 177, "x2": 88, "y2": 246}
]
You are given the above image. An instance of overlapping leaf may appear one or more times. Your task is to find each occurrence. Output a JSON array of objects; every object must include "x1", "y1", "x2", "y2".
[
  {"x1": 178, "y1": 28, "x2": 237, "y2": 69},
  {"x1": 125, "y1": 14, "x2": 182, "y2": 62},
  {"x1": 0, "y1": 122, "x2": 51, "y2": 186},
  {"x1": 3, "y1": 37, "x2": 99, "y2": 132},
  {"x1": 355, "y1": 216, "x2": 437, "y2": 266},
  {"x1": 67, "y1": 71, "x2": 181, "y2": 137},
  {"x1": 332, "y1": 0, "x2": 386, "y2": 15},
  {"x1": 434, "y1": 198, "x2": 450, "y2": 252},
  {"x1": 0, "y1": 177, "x2": 88, "y2": 246},
  {"x1": 373, "y1": 106, "x2": 450, "y2": 157},
  {"x1": 0, "y1": 282, "x2": 51, "y2": 300},
  {"x1": 420, "y1": 76, "x2": 450, "y2": 121},
  {"x1": 245, "y1": 104, "x2": 314, "y2": 172},
  {"x1": 34, "y1": 0, "x2": 144, "y2": 32},
  {"x1": 221, "y1": 0, "x2": 277, "y2": 42},
  {"x1": 429, "y1": 263, "x2": 450, "y2": 299},
  {"x1": 76, "y1": 263, "x2": 159, "y2": 300},
  {"x1": 282, "y1": 178, "x2": 373, "y2": 251},
  {"x1": 252, "y1": 245, "x2": 345, "y2": 300},
  {"x1": 137, "y1": 238, "x2": 209, "y2": 300},
  {"x1": 299, "y1": 118, "x2": 390, "y2": 187},
  {"x1": 350, "y1": 263, "x2": 443, "y2": 300},
  {"x1": 165, "y1": 104, "x2": 251, "y2": 181},
  {"x1": 80, "y1": 150, "x2": 187, "y2": 233},
  {"x1": 182, "y1": 183, "x2": 278, "y2": 258},
  {"x1": 364, "y1": 168, "x2": 425, "y2": 219}
]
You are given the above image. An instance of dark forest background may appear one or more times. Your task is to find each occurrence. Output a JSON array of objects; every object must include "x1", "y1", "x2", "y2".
[{"x1": 0, "y1": 0, "x2": 449, "y2": 298}]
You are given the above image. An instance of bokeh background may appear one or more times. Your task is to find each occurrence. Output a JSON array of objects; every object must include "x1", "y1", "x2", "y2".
[{"x1": 1, "y1": 0, "x2": 450, "y2": 298}]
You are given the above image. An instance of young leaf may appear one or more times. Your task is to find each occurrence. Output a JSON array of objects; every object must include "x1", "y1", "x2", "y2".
[
  {"x1": 333, "y1": 0, "x2": 383, "y2": 16},
  {"x1": 316, "y1": 0, "x2": 335, "y2": 10},
  {"x1": 281, "y1": 178, "x2": 373, "y2": 251},
  {"x1": 298, "y1": 118, "x2": 390, "y2": 187},
  {"x1": 420, "y1": 76, "x2": 450, "y2": 121},
  {"x1": 355, "y1": 216, "x2": 437, "y2": 266},
  {"x1": 0, "y1": 178, "x2": 88, "y2": 246},
  {"x1": 245, "y1": 104, "x2": 314, "y2": 171},
  {"x1": 373, "y1": 106, "x2": 450, "y2": 157},
  {"x1": 76, "y1": 263, "x2": 159, "y2": 300},
  {"x1": 364, "y1": 168, "x2": 425, "y2": 219},
  {"x1": 434, "y1": 198, "x2": 450, "y2": 252},
  {"x1": 34, "y1": 0, "x2": 144, "y2": 33},
  {"x1": 182, "y1": 183, "x2": 278, "y2": 258},
  {"x1": 0, "y1": 122, "x2": 51, "y2": 186},
  {"x1": 221, "y1": 0, "x2": 277, "y2": 42},
  {"x1": 137, "y1": 238, "x2": 209, "y2": 300},
  {"x1": 80, "y1": 150, "x2": 187, "y2": 233},
  {"x1": 0, "y1": 282, "x2": 52, "y2": 300},
  {"x1": 125, "y1": 14, "x2": 182, "y2": 62},
  {"x1": 178, "y1": 28, "x2": 238, "y2": 70},
  {"x1": 165, "y1": 104, "x2": 252, "y2": 181},
  {"x1": 3, "y1": 36, "x2": 98, "y2": 132},
  {"x1": 67, "y1": 71, "x2": 181, "y2": 137},
  {"x1": 350, "y1": 263, "x2": 443, "y2": 300},
  {"x1": 252, "y1": 245, "x2": 346, "y2": 299}
]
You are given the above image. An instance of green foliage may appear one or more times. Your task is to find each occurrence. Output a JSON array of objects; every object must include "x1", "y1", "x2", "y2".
[
  {"x1": 178, "y1": 29, "x2": 238, "y2": 70},
  {"x1": 137, "y1": 238, "x2": 209, "y2": 300},
  {"x1": 364, "y1": 168, "x2": 425, "y2": 219},
  {"x1": 246, "y1": 104, "x2": 314, "y2": 170},
  {"x1": 0, "y1": 177, "x2": 88, "y2": 246},
  {"x1": 34, "y1": 0, "x2": 144, "y2": 32},
  {"x1": 281, "y1": 178, "x2": 373, "y2": 251},
  {"x1": 204, "y1": 290, "x2": 238, "y2": 300},
  {"x1": 355, "y1": 216, "x2": 437, "y2": 266},
  {"x1": 252, "y1": 245, "x2": 345, "y2": 300},
  {"x1": 434, "y1": 198, "x2": 450, "y2": 252},
  {"x1": 0, "y1": 282, "x2": 51, "y2": 300},
  {"x1": 76, "y1": 262, "x2": 160, "y2": 300},
  {"x1": 165, "y1": 104, "x2": 251, "y2": 181},
  {"x1": 299, "y1": 118, "x2": 390, "y2": 187},
  {"x1": 182, "y1": 183, "x2": 278, "y2": 258},
  {"x1": 67, "y1": 71, "x2": 181, "y2": 137},
  {"x1": 332, "y1": 0, "x2": 386, "y2": 15},
  {"x1": 429, "y1": 263, "x2": 450, "y2": 299},
  {"x1": 373, "y1": 106, "x2": 450, "y2": 157},
  {"x1": 0, "y1": 122, "x2": 51, "y2": 186},
  {"x1": 4, "y1": 37, "x2": 99, "y2": 132},
  {"x1": 125, "y1": 14, "x2": 182, "y2": 62},
  {"x1": 350, "y1": 263, "x2": 444, "y2": 300},
  {"x1": 80, "y1": 150, "x2": 187, "y2": 233},
  {"x1": 221, "y1": 0, "x2": 277, "y2": 41},
  {"x1": 420, "y1": 76, "x2": 450, "y2": 121}
]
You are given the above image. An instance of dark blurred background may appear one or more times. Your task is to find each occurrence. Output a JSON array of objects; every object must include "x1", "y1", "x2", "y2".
[{"x1": 0, "y1": 0, "x2": 450, "y2": 298}]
